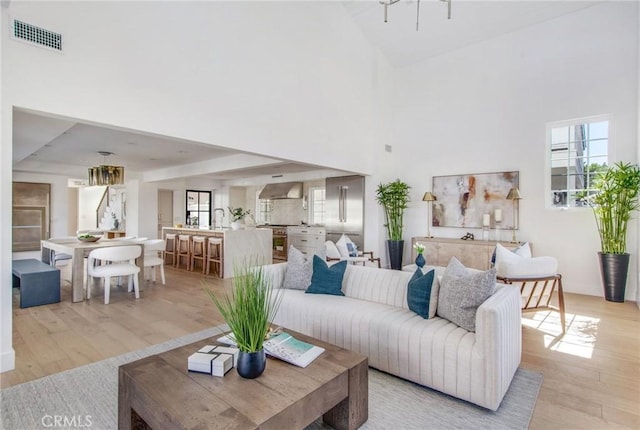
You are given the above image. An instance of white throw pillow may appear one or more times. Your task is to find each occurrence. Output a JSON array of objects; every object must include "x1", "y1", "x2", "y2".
[
  {"x1": 494, "y1": 242, "x2": 530, "y2": 268},
  {"x1": 495, "y1": 243, "x2": 558, "y2": 278},
  {"x1": 335, "y1": 235, "x2": 351, "y2": 258},
  {"x1": 325, "y1": 241, "x2": 342, "y2": 259}
]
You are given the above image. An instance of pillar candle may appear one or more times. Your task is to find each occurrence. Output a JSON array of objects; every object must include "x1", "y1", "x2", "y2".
[
  {"x1": 483, "y1": 214, "x2": 490, "y2": 227},
  {"x1": 495, "y1": 209, "x2": 502, "y2": 222}
]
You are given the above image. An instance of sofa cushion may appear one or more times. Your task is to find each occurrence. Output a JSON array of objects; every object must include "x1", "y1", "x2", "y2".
[
  {"x1": 494, "y1": 242, "x2": 557, "y2": 278},
  {"x1": 306, "y1": 256, "x2": 347, "y2": 296},
  {"x1": 437, "y1": 257, "x2": 496, "y2": 332},
  {"x1": 407, "y1": 268, "x2": 435, "y2": 319},
  {"x1": 282, "y1": 245, "x2": 313, "y2": 290},
  {"x1": 498, "y1": 256, "x2": 558, "y2": 278}
]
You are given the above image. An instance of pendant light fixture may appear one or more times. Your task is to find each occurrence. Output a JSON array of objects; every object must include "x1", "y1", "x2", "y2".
[
  {"x1": 88, "y1": 151, "x2": 124, "y2": 186},
  {"x1": 379, "y1": 0, "x2": 452, "y2": 31}
]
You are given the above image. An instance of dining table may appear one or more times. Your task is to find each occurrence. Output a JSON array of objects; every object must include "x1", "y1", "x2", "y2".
[{"x1": 41, "y1": 238, "x2": 145, "y2": 303}]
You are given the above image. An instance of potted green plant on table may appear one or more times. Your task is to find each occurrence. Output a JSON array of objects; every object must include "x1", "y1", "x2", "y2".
[
  {"x1": 376, "y1": 179, "x2": 411, "y2": 270},
  {"x1": 590, "y1": 161, "x2": 640, "y2": 302},
  {"x1": 228, "y1": 207, "x2": 252, "y2": 230},
  {"x1": 205, "y1": 262, "x2": 282, "y2": 378}
]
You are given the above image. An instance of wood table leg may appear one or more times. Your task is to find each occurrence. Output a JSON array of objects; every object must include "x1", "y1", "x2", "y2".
[
  {"x1": 323, "y1": 358, "x2": 368, "y2": 430},
  {"x1": 118, "y1": 367, "x2": 132, "y2": 430},
  {"x1": 71, "y1": 248, "x2": 85, "y2": 303}
]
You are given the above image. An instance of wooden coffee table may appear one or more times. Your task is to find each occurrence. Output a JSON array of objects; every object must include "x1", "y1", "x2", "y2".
[{"x1": 118, "y1": 330, "x2": 368, "y2": 430}]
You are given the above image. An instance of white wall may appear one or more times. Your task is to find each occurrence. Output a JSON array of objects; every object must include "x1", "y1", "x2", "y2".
[
  {"x1": 4, "y1": 1, "x2": 379, "y2": 175},
  {"x1": 0, "y1": 3, "x2": 13, "y2": 373},
  {"x1": 77, "y1": 186, "x2": 105, "y2": 231},
  {"x1": 393, "y1": 2, "x2": 639, "y2": 298}
]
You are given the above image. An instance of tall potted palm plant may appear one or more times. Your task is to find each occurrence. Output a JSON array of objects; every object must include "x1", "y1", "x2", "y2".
[
  {"x1": 376, "y1": 179, "x2": 411, "y2": 270},
  {"x1": 590, "y1": 161, "x2": 640, "y2": 302}
]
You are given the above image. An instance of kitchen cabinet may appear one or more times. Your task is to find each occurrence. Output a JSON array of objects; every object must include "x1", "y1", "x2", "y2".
[
  {"x1": 288, "y1": 226, "x2": 326, "y2": 258},
  {"x1": 411, "y1": 237, "x2": 530, "y2": 270}
]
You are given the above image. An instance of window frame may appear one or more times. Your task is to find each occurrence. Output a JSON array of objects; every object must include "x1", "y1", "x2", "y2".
[
  {"x1": 545, "y1": 114, "x2": 613, "y2": 209},
  {"x1": 308, "y1": 186, "x2": 326, "y2": 225},
  {"x1": 185, "y1": 189, "x2": 212, "y2": 227}
]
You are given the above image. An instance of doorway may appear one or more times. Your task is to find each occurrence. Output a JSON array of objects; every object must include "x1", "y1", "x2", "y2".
[{"x1": 158, "y1": 189, "x2": 174, "y2": 238}]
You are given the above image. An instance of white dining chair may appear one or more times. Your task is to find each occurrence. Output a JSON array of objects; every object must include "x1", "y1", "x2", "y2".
[
  {"x1": 86, "y1": 245, "x2": 141, "y2": 304},
  {"x1": 142, "y1": 239, "x2": 166, "y2": 284}
]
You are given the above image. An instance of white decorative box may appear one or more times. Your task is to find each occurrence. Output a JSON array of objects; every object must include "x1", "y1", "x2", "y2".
[{"x1": 187, "y1": 345, "x2": 239, "y2": 376}]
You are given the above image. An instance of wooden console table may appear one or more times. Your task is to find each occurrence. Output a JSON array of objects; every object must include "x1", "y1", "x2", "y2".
[{"x1": 411, "y1": 237, "x2": 530, "y2": 270}]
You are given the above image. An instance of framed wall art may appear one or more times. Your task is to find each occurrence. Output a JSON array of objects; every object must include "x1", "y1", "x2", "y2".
[{"x1": 431, "y1": 171, "x2": 519, "y2": 229}]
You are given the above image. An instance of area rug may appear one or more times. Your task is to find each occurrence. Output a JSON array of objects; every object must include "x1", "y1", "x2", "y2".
[{"x1": 1, "y1": 325, "x2": 542, "y2": 429}]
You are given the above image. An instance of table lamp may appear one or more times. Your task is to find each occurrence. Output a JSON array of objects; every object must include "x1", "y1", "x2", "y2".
[
  {"x1": 506, "y1": 187, "x2": 522, "y2": 242},
  {"x1": 422, "y1": 192, "x2": 437, "y2": 238}
]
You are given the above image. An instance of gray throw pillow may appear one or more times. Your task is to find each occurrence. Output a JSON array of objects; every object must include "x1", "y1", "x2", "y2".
[
  {"x1": 282, "y1": 245, "x2": 313, "y2": 290},
  {"x1": 437, "y1": 257, "x2": 496, "y2": 332}
]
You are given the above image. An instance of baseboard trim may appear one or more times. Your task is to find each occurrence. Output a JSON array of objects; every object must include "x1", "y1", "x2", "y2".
[{"x1": 0, "y1": 347, "x2": 16, "y2": 372}]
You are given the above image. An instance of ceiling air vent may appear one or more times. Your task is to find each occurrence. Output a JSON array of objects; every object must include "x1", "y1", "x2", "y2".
[{"x1": 12, "y1": 19, "x2": 62, "y2": 52}]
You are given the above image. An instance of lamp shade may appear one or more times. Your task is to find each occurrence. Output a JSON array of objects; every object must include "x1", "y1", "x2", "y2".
[
  {"x1": 506, "y1": 187, "x2": 522, "y2": 200},
  {"x1": 88, "y1": 151, "x2": 124, "y2": 186},
  {"x1": 422, "y1": 192, "x2": 437, "y2": 202}
]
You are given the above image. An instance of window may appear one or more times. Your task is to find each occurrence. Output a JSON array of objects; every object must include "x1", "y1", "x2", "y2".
[
  {"x1": 256, "y1": 193, "x2": 272, "y2": 225},
  {"x1": 186, "y1": 190, "x2": 211, "y2": 227},
  {"x1": 309, "y1": 187, "x2": 326, "y2": 225},
  {"x1": 548, "y1": 116, "x2": 610, "y2": 208}
]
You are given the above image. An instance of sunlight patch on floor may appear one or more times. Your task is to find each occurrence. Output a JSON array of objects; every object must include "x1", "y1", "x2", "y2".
[{"x1": 522, "y1": 310, "x2": 599, "y2": 359}]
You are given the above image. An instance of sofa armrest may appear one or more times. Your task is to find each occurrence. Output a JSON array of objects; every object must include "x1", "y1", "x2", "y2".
[
  {"x1": 261, "y1": 262, "x2": 287, "y2": 289},
  {"x1": 474, "y1": 283, "x2": 522, "y2": 409}
]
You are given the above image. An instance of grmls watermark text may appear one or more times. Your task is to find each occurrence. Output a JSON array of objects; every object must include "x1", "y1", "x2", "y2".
[{"x1": 41, "y1": 415, "x2": 93, "y2": 428}]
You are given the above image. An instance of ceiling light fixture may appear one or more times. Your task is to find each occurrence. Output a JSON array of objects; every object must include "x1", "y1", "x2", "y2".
[
  {"x1": 379, "y1": 0, "x2": 451, "y2": 31},
  {"x1": 88, "y1": 151, "x2": 124, "y2": 186}
]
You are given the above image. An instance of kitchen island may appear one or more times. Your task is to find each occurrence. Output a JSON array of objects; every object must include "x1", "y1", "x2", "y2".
[{"x1": 161, "y1": 227, "x2": 272, "y2": 278}]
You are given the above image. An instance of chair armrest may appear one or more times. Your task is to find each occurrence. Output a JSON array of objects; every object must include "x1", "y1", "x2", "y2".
[{"x1": 474, "y1": 284, "x2": 522, "y2": 409}]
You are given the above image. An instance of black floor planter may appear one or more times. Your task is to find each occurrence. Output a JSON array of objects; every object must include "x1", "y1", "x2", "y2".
[
  {"x1": 387, "y1": 240, "x2": 404, "y2": 270},
  {"x1": 598, "y1": 252, "x2": 630, "y2": 302}
]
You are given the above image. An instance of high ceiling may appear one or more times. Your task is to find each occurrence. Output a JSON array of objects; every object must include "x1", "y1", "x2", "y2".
[{"x1": 11, "y1": 1, "x2": 600, "y2": 184}]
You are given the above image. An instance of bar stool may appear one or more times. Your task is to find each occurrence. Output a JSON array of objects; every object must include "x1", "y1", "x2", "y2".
[
  {"x1": 175, "y1": 234, "x2": 191, "y2": 270},
  {"x1": 205, "y1": 237, "x2": 224, "y2": 278},
  {"x1": 189, "y1": 236, "x2": 207, "y2": 273},
  {"x1": 164, "y1": 234, "x2": 177, "y2": 266}
]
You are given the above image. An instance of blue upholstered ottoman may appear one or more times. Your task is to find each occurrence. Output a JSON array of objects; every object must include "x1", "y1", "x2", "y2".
[{"x1": 12, "y1": 259, "x2": 61, "y2": 308}]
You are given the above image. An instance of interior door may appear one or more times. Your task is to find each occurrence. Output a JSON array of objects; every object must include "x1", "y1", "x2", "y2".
[
  {"x1": 12, "y1": 182, "x2": 51, "y2": 251},
  {"x1": 158, "y1": 189, "x2": 174, "y2": 238}
]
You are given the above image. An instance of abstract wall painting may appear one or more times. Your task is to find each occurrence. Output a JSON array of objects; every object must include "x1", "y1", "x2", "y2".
[{"x1": 432, "y1": 171, "x2": 519, "y2": 229}]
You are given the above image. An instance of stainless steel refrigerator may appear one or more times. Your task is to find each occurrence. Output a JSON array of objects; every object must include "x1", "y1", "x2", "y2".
[{"x1": 325, "y1": 175, "x2": 365, "y2": 250}]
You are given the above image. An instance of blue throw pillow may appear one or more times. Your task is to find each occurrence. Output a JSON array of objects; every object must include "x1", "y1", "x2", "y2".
[
  {"x1": 306, "y1": 256, "x2": 347, "y2": 296},
  {"x1": 407, "y1": 268, "x2": 435, "y2": 319}
]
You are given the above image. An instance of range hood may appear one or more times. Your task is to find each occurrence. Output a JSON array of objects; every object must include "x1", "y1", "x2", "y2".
[{"x1": 259, "y1": 182, "x2": 303, "y2": 199}]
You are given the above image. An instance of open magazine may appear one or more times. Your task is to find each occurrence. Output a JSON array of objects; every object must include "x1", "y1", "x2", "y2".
[
  {"x1": 263, "y1": 332, "x2": 325, "y2": 368},
  {"x1": 217, "y1": 331, "x2": 325, "y2": 368}
]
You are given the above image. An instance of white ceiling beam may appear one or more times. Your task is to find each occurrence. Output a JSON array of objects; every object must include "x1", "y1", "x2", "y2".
[{"x1": 141, "y1": 153, "x2": 284, "y2": 183}]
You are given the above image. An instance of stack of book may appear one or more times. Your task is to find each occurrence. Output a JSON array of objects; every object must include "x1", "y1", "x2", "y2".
[{"x1": 188, "y1": 345, "x2": 239, "y2": 376}]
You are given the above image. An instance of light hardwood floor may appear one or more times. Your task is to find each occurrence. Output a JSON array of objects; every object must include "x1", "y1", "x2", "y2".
[{"x1": 2, "y1": 264, "x2": 639, "y2": 429}]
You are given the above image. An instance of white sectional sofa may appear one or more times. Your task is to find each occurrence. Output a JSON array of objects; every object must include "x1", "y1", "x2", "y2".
[{"x1": 262, "y1": 262, "x2": 522, "y2": 411}]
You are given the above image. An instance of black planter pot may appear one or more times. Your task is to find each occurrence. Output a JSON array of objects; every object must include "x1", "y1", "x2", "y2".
[
  {"x1": 387, "y1": 240, "x2": 404, "y2": 270},
  {"x1": 598, "y1": 252, "x2": 630, "y2": 303},
  {"x1": 237, "y1": 349, "x2": 266, "y2": 379}
]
